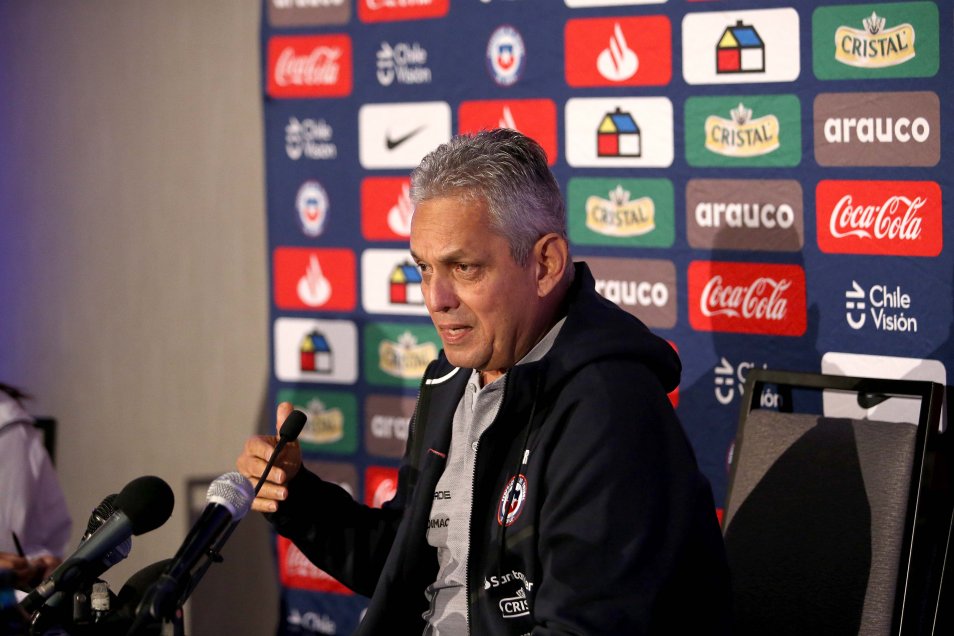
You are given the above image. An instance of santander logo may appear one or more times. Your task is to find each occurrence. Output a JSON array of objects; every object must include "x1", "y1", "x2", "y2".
[
  {"x1": 817, "y1": 180, "x2": 941, "y2": 256},
  {"x1": 267, "y1": 35, "x2": 353, "y2": 98},
  {"x1": 689, "y1": 262, "x2": 806, "y2": 336},
  {"x1": 564, "y1": 16, "x2": 671, "y2": 88},
  {"x1": 597, "y1": 23, "x2": 638, "y2": 81}
]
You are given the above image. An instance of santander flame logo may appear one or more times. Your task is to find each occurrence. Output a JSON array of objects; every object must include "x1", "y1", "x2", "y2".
[
  {"x1": 597, "y1": 23, "x2": 638, "y2": 81},
  {"x1": 829, "y1": 194, "x2": 925, "y2": 241}
]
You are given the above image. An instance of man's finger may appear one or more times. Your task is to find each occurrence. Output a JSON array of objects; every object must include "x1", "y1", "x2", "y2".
[{"x1": 276, "y1": 401, "x2": 294, "y2": 435}]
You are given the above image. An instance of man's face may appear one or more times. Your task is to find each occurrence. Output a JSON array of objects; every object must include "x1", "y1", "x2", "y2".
[{"x1": 409, "y1": 195, "x2": 545, "y2": 384}]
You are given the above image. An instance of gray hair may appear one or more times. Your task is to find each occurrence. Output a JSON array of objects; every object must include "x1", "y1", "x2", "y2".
[{"x1": 410, "y1": 129, "x2": 567, "y2": 267}]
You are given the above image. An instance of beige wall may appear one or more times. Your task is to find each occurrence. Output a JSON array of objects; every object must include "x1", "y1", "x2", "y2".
[{"x1": 0, "y1": 1, "x2": 275, "y2": 631}]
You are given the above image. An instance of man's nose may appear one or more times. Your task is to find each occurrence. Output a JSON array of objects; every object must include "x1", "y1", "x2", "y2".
[{"x1": 425, "y1": 274, "x2": 457, "y2": 313}]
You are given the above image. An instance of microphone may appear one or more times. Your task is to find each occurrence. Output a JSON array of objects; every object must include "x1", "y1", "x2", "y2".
[
  {"x1": 141, "y1": 408, "x2": 307, "y2": 626},
  {"x1": 31, "y1": 493, "x2": 133, "y2": 623},
  {"x1": 254, "y1": 409, "x2": 307, "y2": 495},
  {"x1": 19, "y1": 475, "x2": 174, "y2": 615},
  {"x1": 81, "y1": 493, "x2": 133, "y2": 568},
  {"x1": 132, "y1": 472, "x2": 253, "y2": 625}
]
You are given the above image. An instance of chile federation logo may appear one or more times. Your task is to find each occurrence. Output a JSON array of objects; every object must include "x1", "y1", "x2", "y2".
[
  {"x1": 487, "y1": 25, "x2": 526, "y2": 87},
  {"x1": 497, "y1": 474, "x2": 528, "y2": 527}
]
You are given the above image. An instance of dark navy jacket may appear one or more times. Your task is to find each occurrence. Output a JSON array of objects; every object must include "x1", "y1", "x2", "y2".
[{"x1": 270, "y1": 262, "x2": 732, "y2": 634}]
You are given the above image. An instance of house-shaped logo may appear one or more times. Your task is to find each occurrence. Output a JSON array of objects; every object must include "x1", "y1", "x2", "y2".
[
  {"x1": 597, "y1": 108, "x2": 641, "y2": 157},
  {"x1": 300, "y1": 329, "x2": 333, "y2": 373},
  {"x1": 717, "y1": 21, "x2": 765, "y2": 74},
  {"x1": 390, "y1": 262, "x2": 424, "y2": 305}
]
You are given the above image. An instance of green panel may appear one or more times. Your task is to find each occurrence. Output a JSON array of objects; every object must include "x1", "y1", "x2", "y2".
[
  {"x1": 685, "y1": 94, "x2": 802, "y2": 168},
  {"x1": 363, "y1": 321, "x2": 440, "y2": 388},
  {"x1": 813, "y1": 2, "x2": 939, "y2": 80},
  {"x1": 567, "y1": 178, "x2": 674, "y2": 248},
  {"x1": 276, "y1": 388, "x2": 358, "y2": 455}
]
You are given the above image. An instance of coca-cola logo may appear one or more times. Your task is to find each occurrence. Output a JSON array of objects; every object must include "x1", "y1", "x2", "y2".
[
  {"x1": 277, "y1": 536, "x2": 352, "y2": 594},
  {"x1": 817, "y1": 180, "x2": 942, "y2": 257},
  {"x1": 700, "y1": 276, "x2": 791, "y2": 321},
  {"x1": 358, "y1": 0, "x2": 448, "y2": 23},
  {"x1": 688, "y1": 262, "x2": 806, "y2": 336},
  {"x1": 275, "y1": 46, "x2": 341, "y2": 86},
  {"x1": 829, "y1": 195, "x2": 924, "y2": 241},
  {"x1": 267, "y1": 35, "x2": 353, "y2": 98}
]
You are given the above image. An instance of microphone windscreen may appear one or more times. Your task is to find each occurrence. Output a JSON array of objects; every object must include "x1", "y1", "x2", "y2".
[
  {"x1": 206, "y1": 472, "x2": 254, "y2": 520},
  {"x1": 84, "y1": 493, "x2": 119, "y2": 540},
  {"x1": 83, "y1": 492, "x2": 131, "y2": 567},
  {"x1": 115, "y1": 475, "x2": 175, "y2": 535},
  {"x1": 279, "y1": 409, "x2": 307, "y2": 441}
]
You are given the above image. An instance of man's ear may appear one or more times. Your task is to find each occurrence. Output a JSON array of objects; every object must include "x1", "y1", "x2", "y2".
[{"x1": 533, "y1": 233, "x2": 569, "y2": 297}]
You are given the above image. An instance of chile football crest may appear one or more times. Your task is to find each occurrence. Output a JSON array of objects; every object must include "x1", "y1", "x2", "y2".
[
  {"x1": 497, "y1": 474, "x2": 528, "y2": 527},
  {"x1": 486, "y1": 25, "x2": 526, "y2": 87}
]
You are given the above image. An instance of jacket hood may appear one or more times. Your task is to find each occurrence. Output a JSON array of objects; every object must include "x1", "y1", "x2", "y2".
[{"x1": 542, "y1": 261, "x2": 681, "y2": 393}]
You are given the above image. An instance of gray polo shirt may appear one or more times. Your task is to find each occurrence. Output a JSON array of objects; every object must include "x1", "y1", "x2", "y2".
[{"x1": 422, "y1": 318, "x2": 565, "y2": 635}]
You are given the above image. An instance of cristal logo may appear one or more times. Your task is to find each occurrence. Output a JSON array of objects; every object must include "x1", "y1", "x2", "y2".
[
  {"x1": 705, "y1": 103, "x2": 779, "y2": 157},
  {"x1": 597, "y1": 23, "x2": 638, "y2": 81},
  {"x1": 835, "y1": 11, "x2": 915, "y2": 68},
  {"x1": 299, "y1": 397, "x2": 344, "y2": 445},
  {"x1": 379, "y1": 332, "x2": 437, "y2": 379},
  {"x1": 586, "y1": 185, "x2": 655, "y2": 237},
  {"x1": 829, "y1": 194, "x2": 924, "y2": 240},
  {"x1": 700, "y1": 276, "x2": 790, "y2": 320}
]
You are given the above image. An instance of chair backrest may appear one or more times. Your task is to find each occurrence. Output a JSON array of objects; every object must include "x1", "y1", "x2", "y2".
[{"x1": 723, "y1": 369, "x2": 949, "y2": 636}]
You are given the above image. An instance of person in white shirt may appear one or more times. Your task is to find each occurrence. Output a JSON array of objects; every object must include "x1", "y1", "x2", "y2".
[{"x1": 0, "y1": 383, "x2": 72, "y2": 590}]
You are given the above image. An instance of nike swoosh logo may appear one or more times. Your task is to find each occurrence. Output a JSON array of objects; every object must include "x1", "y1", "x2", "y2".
[{"x1": 386, "y1": 125, "x2": 426, "y2": 150}]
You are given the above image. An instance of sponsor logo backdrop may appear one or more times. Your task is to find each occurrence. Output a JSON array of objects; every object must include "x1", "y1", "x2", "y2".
[{"x1": 261, "y1": 0, "x2": 952, "y2": 632}]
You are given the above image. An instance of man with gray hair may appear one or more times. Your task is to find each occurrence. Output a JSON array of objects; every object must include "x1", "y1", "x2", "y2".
[{"x1": 238, "y1": 129, "x2": 731, "y2": 634}]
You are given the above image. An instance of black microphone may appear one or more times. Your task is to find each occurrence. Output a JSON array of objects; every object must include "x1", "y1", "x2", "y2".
[
  {"x1": 131, "y1": 472, "x2": 253, "y2": 626},
  {"x1": 254, "y1": 409, "x2": 307, "y2": 495},
  {"x1": 31, "y1": 493, "x2": 133, "y2": 623},
  {"x1": 19, "y1": 475, "x2": 174, "y2": 615}
]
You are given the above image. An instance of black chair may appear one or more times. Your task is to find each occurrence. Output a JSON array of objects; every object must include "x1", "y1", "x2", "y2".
[{"x1": 722, "y1": 369, "x2": 950, "y2": 635}]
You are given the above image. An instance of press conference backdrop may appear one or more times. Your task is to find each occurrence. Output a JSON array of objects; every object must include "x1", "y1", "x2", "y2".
[{"x1": 260, "y1": 0, "x2": 952, "y2": 632}]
